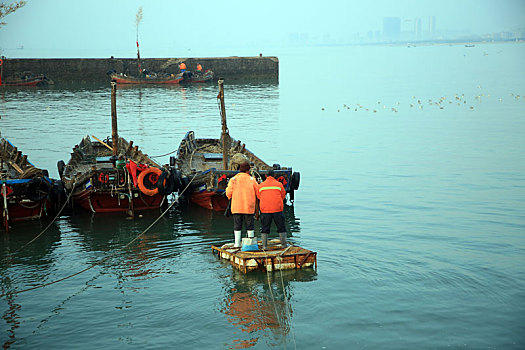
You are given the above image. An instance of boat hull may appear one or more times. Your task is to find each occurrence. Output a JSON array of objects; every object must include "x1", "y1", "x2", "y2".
[
  {"x1": 110, "y1": 74, "x2": 183, "y2": 84},
  {"x1": 72, "y1": 187, "x2": 165, "y2": 213},
  {"x1": 189, "y1": 190, "x2": 228, "y2": 211},
  {"x1": 2, "y1": 199, "x2": 50, "y2": 222}
]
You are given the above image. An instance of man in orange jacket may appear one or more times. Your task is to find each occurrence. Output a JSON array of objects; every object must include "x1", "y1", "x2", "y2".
[
  {"x1": 256, "y1": 169, "x2": 287, "y2": 249},
  {"x1": 226, "y1": 162, "x2": 258, "y2": 247}
]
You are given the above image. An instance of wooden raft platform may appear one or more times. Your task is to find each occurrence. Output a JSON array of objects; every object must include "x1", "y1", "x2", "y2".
[{"x1": 211, "y1": 242, "x2": 317, "y2": 273}]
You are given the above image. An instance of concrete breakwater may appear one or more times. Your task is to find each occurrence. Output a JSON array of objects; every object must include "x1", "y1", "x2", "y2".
[{"x1": 0, "y1": 56, "x2": 279, "y2": 84}]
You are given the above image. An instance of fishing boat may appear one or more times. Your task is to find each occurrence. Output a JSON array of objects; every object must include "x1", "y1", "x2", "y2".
[
  {"x1": 109, "y1": 71, "x2": 184, "y2": 85},
  {"x1": 57, "y1": 82, "x2": 181, "y2": 215},
  {"x1": 109, "y1": 69, "x2": 214, "y2": 85},
  {"x1": 109, "y1": 8, "x2": 213, "y2": 85},
  {"x1": 1, "y1": 73, "x2": 50, "y2": 86},
  {"x1": 174, "y1": 80, "x2": 300, "y2": 212},
  {"x1": 1, "y1": 138, "x2": 60, "y2": 231}
]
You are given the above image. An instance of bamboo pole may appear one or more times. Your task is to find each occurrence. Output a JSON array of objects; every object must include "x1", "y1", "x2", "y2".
[
  {"x1": 218, "y1": 79, "x2": 229, "y2": 170},
  {"x1": 111, "y1": 81, "x2": 118, "y2": 156}
]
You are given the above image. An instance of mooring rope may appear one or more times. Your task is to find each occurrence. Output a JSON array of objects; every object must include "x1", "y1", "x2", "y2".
[
  {"x1": 3, "y1": 180, "x2": 77, "y2": 259},
  {"x1": 0, "y1": 174, "x2": 197, "y2": 298}
]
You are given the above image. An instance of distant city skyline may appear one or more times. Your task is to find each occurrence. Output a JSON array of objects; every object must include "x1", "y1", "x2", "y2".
[{"x1": 1, "y1": 0, "x2": 524, "y2": 58}]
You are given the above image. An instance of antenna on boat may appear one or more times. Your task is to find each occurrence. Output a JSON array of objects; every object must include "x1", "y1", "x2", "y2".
[
  {"x1": 111, "y1": 80, "x2": 119, "y2": 156},
  {"x1": 218, "y1": 79, "x2": 229, "y2": 170}
]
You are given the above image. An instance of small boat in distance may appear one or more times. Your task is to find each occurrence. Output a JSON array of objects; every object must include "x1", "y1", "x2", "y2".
[
  {"x1": 174, "y1": 80, "x2": 300, "y2": 211},
  {"x1": 1, "y1": 138, "x2": 60, "y2": 231},
  {"x1": 109, "y1": 69, "x2": 214, "y2": 85},
  {"x1": 2, "y1": 73, "x2": 51, "y2": 86}
]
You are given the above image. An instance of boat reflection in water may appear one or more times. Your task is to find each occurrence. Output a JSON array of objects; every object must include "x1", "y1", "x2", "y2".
[{"x1": 219, "y1": 268, "x2": 317, "y2": 348}]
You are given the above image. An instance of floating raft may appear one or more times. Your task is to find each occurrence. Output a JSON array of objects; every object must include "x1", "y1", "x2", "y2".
[{"x1": 212, "y1": 241, "x2": 317, "y2": 273}]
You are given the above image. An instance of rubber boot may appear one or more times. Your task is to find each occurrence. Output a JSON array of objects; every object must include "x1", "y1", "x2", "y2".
[
  {"x1": 261, "y1": 233, "x2": 268, "y2": 250},
  {"x1": 234, "y1": 230, "x2": 242, "y2": 248},
  {"x1": 247, "y1": 230, "x2": 255, "y2": 238},
  {"x1": 279, "y1": 232, "x2": 288, "y2": 247}
]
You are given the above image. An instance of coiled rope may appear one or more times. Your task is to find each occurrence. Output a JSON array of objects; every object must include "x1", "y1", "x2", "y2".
[{"x1": 0, "y1": 174, "x2": 196, "y2": 298}]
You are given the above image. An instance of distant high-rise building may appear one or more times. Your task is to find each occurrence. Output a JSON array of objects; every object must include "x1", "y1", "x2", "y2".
[
  {"x1": 383, "y1": 17, "x2": 401, "y2": 42},
  {"x1": 429, "y1": 16, "x2": 436, "y2": 37},
  {"x1": 415, "y1": 18, "x2": 422, "y2": 40}
]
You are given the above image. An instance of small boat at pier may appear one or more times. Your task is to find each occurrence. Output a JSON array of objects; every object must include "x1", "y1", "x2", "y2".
[
  {"x1": 109, "y1": 70, "x2": 214, "y2": 85},
  {"x1": 174, "y1": 80, "x2": 300, "y2": 211},
  {"x1": 1, "y1": 73, "x2": 51, "y2": 87},
  {"x1": 1, "y1": 138, "x2": 60, "y2": 231}
]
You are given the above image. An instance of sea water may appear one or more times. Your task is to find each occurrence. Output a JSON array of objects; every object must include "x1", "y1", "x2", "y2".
[{"x1": 1, "y1": 43, "x2": 524, "y2": 349}]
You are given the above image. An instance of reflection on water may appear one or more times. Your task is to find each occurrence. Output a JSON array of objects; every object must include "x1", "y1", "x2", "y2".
[{"x1": 220, "y1": 267, "x2": 317, "y2": 348}]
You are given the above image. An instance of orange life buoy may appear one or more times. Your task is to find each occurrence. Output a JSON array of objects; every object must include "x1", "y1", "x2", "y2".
[
  {"x1": 0, "y1": 59, "x2": 3, "y2": 66},
  {"x1": 137, "y1": 167, "x2": 162, "y2": 196}
]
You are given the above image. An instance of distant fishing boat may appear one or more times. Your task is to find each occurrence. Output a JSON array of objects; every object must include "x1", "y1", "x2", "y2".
[
  {"x1": 174, "y1": 80, "x2": 300, "y2": 211},
  {"x1": 57, "y1": 82, "x2": 181, "y2": 215},
  {"x1": 2, "y1": 73, "x2": 50, "y2": 86},
  {"x1": 1, "y1": 138, "x2": 60, "y2": 231},
  {"x1": 109, "y1": 70, "x2": 214, "y2": 85},
  {"x1": 109, "y1": 6, "x2": 214, "y2": 85}
]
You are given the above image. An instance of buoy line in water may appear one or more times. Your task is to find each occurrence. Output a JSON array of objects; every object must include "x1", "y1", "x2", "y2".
[
  {"x1": 3, "y1": 180, "x2": 77, "y2": 259},
  {"x1": 262, "y1": 246, "x2": 297, "y2": 350},
  {"x1": 0, "y1": 175, "x2": 197, "y2": 298}
]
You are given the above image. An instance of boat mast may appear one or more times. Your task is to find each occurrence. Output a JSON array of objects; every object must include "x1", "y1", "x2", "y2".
[
  {"x1": 218, "y1": 79, "x2": 229, "y2": 170},
  {"x1": 111, "y1": 81, "x2": 118, "y2": 156},
  {"x1": 135, "y1": 7, "x2": 143, "y2": 76}
]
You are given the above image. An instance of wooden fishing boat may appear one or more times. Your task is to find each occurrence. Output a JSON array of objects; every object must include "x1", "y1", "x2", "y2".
[
  {"x1": 2, "y1": 73, "x2": 50, "y2": 86},
  {"x1": 1, "y1": 138, "x2": 60, "y2": 231},
  {"x1": 174, "y1": 80, "x2": 300, "y2": 212},
  {"x1": 58, "y1": 135, "x2": 180, "y2": 214},
  {"x1": 109, "y1": 71, "x2": 184, "y2": 85},
  {"x1": 109, "y1": 69, "x2": 214, "y2": 85},
  {"x1": 57, "y1": 82, "x2": 181, "y2": 215}
]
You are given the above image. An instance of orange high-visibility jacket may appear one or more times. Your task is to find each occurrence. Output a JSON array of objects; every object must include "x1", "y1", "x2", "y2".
[
  {"x1": 196, "y1": 64, "x2": 202, "y2": 71},
  {"x1": 179, "y1": 63, "x2": 186, "y2": 70},
  {"x1": 256, "y1": 176, "x2": 286, "y2": 213},
  {"x1": 226, "y1": 172, "x2": 258, "y2": 214}
]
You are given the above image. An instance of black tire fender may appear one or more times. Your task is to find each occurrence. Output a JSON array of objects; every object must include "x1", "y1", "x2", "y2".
[
  {"x1": 157, "y1": 170, "x2": 172, "y2": 195},
  {"x1": 57, "y1": 160, "x2": 66, "y2": 178},
  {"x1": 26, "y1": 177, "x2": 52, "y2": 202},
  {"x1": 292, "y1": 172, "x2": 300, "y2": 190}
]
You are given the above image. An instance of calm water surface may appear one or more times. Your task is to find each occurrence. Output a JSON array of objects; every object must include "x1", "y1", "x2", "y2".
[{"x1": 1, "y1": 43, "x2": 524, "y2": 349}]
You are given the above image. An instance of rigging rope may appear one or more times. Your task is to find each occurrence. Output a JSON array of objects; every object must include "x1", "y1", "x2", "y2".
[{"x1": 0, "y1": 174, "x2": 197, "y2": 298}]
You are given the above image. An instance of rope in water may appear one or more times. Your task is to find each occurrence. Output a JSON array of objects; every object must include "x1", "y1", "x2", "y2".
[
  {"x1": 262, "y1": 244, "x2": 298, "y2": 350},
  {"x1": 0, "y1": 174, "x2": 196, "y2": 298},
  {"x1": 4, "y1": 180, "x2": 77, "y2": 259}
]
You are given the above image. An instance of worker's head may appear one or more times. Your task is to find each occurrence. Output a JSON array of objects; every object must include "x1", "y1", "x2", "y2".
[
  {"x1": 267, "y1": 169, "x2": 275, "y2": 178},
  {"x1": 239, "y1": 162, "x2": 250, "y2": 173}
]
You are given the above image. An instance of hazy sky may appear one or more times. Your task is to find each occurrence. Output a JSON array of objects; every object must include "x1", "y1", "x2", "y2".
[{"x1": 1, "y1": 0, "x2": 524, "y2": 57}]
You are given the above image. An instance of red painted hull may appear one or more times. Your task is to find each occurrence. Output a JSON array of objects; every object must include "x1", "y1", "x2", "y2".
[
  {"x1": 190, "y1": 191, "x2": 228, "y2": 211},
  {"x1": 111, "y1": 74, "x2": 183, "y2": 85},
  {"x1": 72, "y1": 187, "x2": 165, "y2": 213},
  {"x1": 2, "y1": 199, "x2": 50, "y2": 221},
  {"x1": 2, "y1": 79, "x2": 44, "y2": 86}
]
